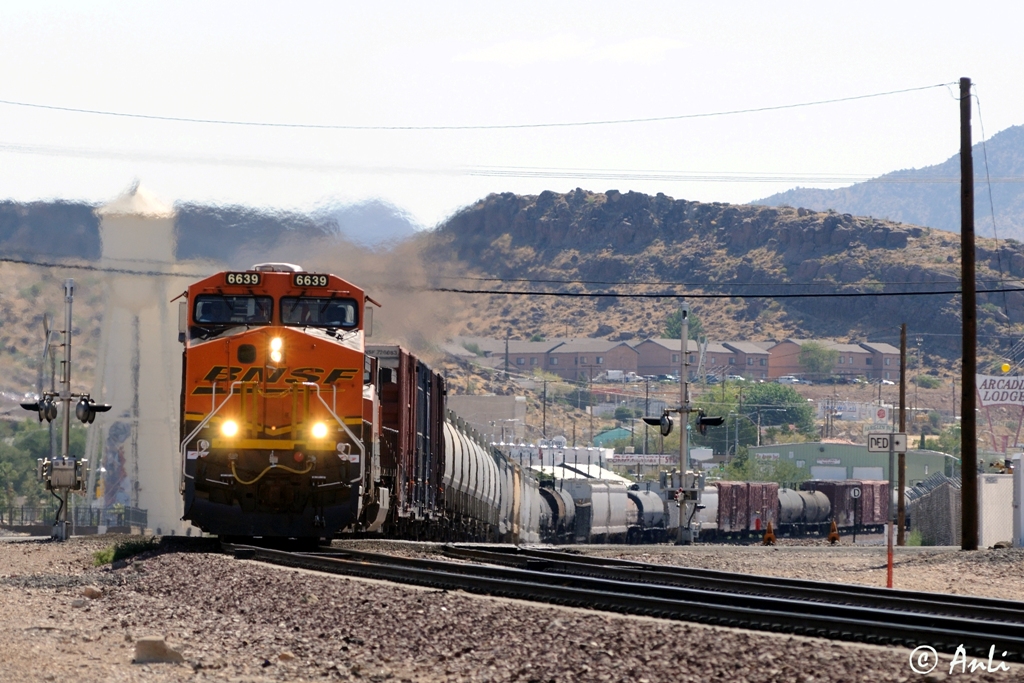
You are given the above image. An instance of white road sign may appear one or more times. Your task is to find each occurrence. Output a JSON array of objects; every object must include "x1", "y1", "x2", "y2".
[{"x1": 867, "y1": 432, "x2": 907, "y2": 453}]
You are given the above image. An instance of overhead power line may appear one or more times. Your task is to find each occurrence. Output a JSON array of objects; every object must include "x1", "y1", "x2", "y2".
[
  {"x1": 2, "y1": 256, "x2": 1016, "y2": 300},
  {"x1": 442, "y1": 275, "x2": 1017, "y2": 288},
  {"x1": 0, "y1": 83, "x2": 955, "y2": 131},
  {"x1": 8, "y1": 139, "x2": 1021, "y2": 185},
  {"x1": 431, "y1": 286, "x2": 1024, "y2": 300},
  {"x1": 0, "y1": 256, "x2": 210, "y2": 278}
]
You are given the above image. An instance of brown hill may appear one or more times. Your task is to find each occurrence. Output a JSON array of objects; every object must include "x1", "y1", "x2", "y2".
[{"x1": 422, "y1": 188, "x2": 1024, "y2": 364}]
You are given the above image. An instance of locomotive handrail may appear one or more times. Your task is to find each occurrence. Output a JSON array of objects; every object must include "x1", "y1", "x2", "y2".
[{"x1": 179, "y1": 380, "x2": 243, "y2": 483}]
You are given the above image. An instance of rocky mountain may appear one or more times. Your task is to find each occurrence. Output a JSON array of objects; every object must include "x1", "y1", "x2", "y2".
[
  {"x1": 422, "y1": 188, "x2": 1024, "y2": 364},
  {"x1": 754, "y1": 125, "x2": 1024, "y2": 240}
]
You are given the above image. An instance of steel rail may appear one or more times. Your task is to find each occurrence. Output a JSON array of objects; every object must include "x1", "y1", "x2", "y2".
[
  {"x1": 442, "y1": 545, "x2": 1024, "y2": 624},
  {"x1": 224, "y1": 543, "x2": 1024, "y2": 661}
]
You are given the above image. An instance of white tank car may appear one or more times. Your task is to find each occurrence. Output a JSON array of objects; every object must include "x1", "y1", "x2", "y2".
[
  {"x1": 442, "y1": 420, "x2": 502, "y2": 535},
  {"x1": 697, "y1": 486, "x2": 720, "y2": 532},
  {"x1": 517, "y1": 470, "x2": 544, "y2": 544},
  {"x1": 778, "y1": 488, "x2": 831, "y2": 525},
  {"x1": 628, "y1": 487, "x2": 669, "y2": 529},
  {"x1": 562, "y1": 480, "x2": 629, "y2": 542}
]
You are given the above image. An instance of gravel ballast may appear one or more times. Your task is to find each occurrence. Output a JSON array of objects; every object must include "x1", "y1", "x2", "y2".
[{"x1": 1, "y1": 536, "x2": 1022, "y2": 682}]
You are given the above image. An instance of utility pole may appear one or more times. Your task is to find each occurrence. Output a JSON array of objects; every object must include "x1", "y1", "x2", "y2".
[
  {"x1": 588, "y1": 368, "x2": 594, "y2": 446},
  {"x1": 542, "y1": 379, "x2": 548, "y2": 437},
  {"x1": 643, "y1": 378, "x2": 650, "y2": 455},
  {"x1": 898, "y1": 324, "x2": 907, "y2": 546},
  {"x1": 504, "y1": 329, "x2": 510, "y2": 380},
  {"x1": 961, "y1": 76, "x2": 979, "y2": 551}
]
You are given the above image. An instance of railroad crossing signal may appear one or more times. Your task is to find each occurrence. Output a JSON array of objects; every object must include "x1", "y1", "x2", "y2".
[{"x1": 867, "y1": 432, "x2": 907, "y2": 453}]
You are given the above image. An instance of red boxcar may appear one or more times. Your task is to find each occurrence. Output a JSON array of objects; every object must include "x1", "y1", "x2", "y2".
[
  {"x1": 715, "y1": 481, "x2": 749, "y2": 533},
  {"x1": 746, "y1": 482, "x2": 779, "y2": 530},
  {"x1": 853, "y1": 480, "x2": 889, "y2": 527}
]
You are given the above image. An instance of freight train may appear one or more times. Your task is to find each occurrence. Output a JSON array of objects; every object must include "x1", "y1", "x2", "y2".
[
  {"x1": 177, "y1": 263, "x2": 887, "y2": 544},
  {"x1": 177, "y1": 263, "x2": 569, "y2": 542}
]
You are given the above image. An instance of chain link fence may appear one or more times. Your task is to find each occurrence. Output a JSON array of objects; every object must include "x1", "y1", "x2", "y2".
[{"x1": 1, "y1": 505, "x2": 147, "y2": 529}]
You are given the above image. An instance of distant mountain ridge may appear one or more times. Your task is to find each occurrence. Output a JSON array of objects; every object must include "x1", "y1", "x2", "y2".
[
  {"x1": 0, "y1": 198, "x2": 420, "y2": 264},
  {"x1": 754, "y1": 125, "x2": 1024, "y2": 240}
]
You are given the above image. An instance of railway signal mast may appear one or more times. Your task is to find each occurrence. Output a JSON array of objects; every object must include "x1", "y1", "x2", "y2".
[
  {"x1": 20, "y1": 279, "x2": 110, "y2": 540},
  {"x1": 642, "y1": 303, "x2": 723, "y2": 544}
]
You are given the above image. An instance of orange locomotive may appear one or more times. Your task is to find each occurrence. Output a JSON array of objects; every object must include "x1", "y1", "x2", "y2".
[{"x1": 178, "y1": 263, "x2": 387, "y2": 540}]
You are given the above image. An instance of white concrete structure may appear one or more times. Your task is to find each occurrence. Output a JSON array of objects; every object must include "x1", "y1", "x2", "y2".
[
  {"x1": 978, "y1": 473, "x2": 1014, "y2": 548},
  {"x1": 1013, "y1": 455, "x2": 1023, "y2": 547},
  {"x1": 86, "y1": 183, "x2": 195, "y2": 534}
]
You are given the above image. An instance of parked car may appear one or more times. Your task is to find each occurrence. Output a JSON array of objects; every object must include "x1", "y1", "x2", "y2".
[
  {"x1": 880, "y1": 379, "x2": 895, "y2": 385},
  {"x1": 777, "y1": 375, "x2": 800, "y2": 384},
  {"x1": 705, "y1": 374, "x2": 720, "y2": 385},
  {"x1": 726, "y1": 374, "x2": 746, "y2": 382}
]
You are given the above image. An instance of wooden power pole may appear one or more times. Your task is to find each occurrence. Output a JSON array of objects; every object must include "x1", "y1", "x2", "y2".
[
  {"x1": 898, "y1": 324, "x2": 907, "y2": 545},
  {"x1": 961, "y1": 76, "x2": 979, "y2": 551}
]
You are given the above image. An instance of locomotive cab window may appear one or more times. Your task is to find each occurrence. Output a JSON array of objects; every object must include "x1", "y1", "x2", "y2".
[
  {"x1": 193, "y1": 295, "x2": 273, "y2": 325},
  {"x1": 281, "y1": 297, "x2": 358, "y2": 328}
]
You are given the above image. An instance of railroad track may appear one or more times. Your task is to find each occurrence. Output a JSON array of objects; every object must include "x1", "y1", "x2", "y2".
[
  {"x1": 223, "y1": 543, "x2": 1024, "y2": 662},
  {"x1": 443, "y1": 544, "x2": 1024, "y2": 625}
]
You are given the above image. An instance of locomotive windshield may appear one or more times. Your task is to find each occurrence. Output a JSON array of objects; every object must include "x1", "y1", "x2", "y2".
[
  {"x1": 281, "y1": 297, "x2": 358, "y2": 328},
  {"x1": 193, "y1": 295, "x2": 273, "y2": 325}
]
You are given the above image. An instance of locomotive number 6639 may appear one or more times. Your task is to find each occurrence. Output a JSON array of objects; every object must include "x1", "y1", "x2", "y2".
[
  {"x1": 295, "y1": 274, "x2": 329, "y2": 287},
  {"x1": 225, "y1": 272, "x2": 261, "y2": 285}
]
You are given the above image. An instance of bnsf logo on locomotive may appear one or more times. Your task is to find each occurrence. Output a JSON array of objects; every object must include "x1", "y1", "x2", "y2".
[{"x1": 192, "y1": 365, "x2": 359, "y2": 393}]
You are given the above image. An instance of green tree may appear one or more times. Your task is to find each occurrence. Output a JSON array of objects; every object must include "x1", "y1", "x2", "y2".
[
  {"x1": 0, "y1": 419, "x2": 88, "y2": 514},
  {"x1": 613, "y1": 406, "x2": 641, "y2": 421},
  {"x1": 723, "y1": 456, "x2": 810, "y2": 486},
  {"x1": 798, "y1": 341, "x2": 838, "y2": 378},
  {"x1": 663, "y1": 310, "x2": 703, "y2": 340},
  {"x1": 687, "y1": 384, "x2": 751, "y2": 455},
  {"x1": 741, "y1": 383, "x2": 816, "y2": 434}
]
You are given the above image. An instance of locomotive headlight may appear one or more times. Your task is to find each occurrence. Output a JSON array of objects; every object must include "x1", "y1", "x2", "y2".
[
  {"x1": 311, "y1": 422, "x2": 329, "y2": 439},
  {"x1": 269, "y1": 337, "x2": 284, "y2": 363},
  {"x1": 270, "y1": 349, "x2": 283, "y2": 363},
  {"x1": 221, "y1": 420, "x2": 239, "y2": 438}
]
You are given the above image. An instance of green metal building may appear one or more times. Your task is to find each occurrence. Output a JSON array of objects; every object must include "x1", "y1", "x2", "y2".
[{"x1": 747, "y1": 442, "x2": 952, "y2": 484}]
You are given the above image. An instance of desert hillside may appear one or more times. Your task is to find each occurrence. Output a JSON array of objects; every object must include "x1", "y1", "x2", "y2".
[{"x1": 422, "y1": 188, "x2": 1023, "y2": 367}]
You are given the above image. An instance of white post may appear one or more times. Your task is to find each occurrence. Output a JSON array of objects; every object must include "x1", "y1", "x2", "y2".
[{"x1": 1013, "y1": 454, "x2": 1023, "y2": 547}]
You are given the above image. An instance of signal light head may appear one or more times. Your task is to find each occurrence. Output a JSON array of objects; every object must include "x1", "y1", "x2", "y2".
[
  {"x1": 642, "y1": 414, "x2": 673, "y2": 436},
  {"x1": 311, "y1": 422, "x2": 329, "y2": 439},
  {"x1": 221, "y1": 420, "x2": 239, "y2": 438},
  {"x1": 75, "y1": 398, "x2": 89, "y2": 422}
]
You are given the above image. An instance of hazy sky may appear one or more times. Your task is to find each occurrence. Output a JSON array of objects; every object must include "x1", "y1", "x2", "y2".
[{"x1": 2, "y1": 2, "x2": 1023, "y2": 228}]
